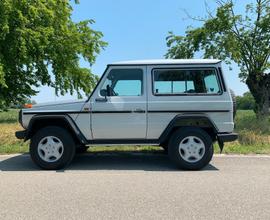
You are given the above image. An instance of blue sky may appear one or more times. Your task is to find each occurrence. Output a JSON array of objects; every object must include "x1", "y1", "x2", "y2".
[{"x1": 34, "y1": 0, "x2": 248, "y2": 103}]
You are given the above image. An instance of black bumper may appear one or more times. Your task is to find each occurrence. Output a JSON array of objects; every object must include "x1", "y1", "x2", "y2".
[
  {"x1": 217, "y1": 133, "x2": 238, "y2": 142},
  {"x1": 15, "y1": 130, "x2": 27, "y2": 140}
]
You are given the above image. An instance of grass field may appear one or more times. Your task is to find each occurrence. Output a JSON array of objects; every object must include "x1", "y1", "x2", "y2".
[{"x1": 0, "y1": 109, "x2": 269, "y2": 154}]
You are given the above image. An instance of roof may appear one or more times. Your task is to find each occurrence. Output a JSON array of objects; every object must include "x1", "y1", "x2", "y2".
[{"x1": 110, "y1": 59, "x2": 221, "y2": 66}]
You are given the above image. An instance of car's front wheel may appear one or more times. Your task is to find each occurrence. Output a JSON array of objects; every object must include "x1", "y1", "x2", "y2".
[
  {"x1": 76, "y1": 145, "x2": 89, "y2": 154},
  {"x1": 168, "y1": 127, "x2": 213, "y2": 170},
  {"x1": 30, "y1": 126, "x2": 76, "y2": 170}
]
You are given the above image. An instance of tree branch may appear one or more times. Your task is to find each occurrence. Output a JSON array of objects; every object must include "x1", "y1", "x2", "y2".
[
  {"x1": 181, "y1": 8, "x2": 206, "y2": 22},
  {"x1": 228, "y1": 0, "x2": 255, "y2": 71}
]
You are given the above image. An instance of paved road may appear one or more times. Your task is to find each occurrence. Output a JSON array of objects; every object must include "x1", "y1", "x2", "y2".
[{"x1": 1, "y1": 153, "x2": 270, "y2": 220}]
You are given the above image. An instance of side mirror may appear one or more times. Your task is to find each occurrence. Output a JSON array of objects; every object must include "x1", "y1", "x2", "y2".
[
  {"x1": 100, "y1": 85, "x2": 111, "y2": 97},
  {"x1": 96, "y1": 89, "x2": 108, "y2": 102},
  {"x1": 106, "y1": 84, "x2": 111, "y2": 96},
  {"x1": 100, "y1": 89, "x2": 107, "y2": 97}
]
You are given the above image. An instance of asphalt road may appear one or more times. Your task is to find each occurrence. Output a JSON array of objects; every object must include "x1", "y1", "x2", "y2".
[{"x1": 1, "y1": 152, "x2": 270, "y2": 220}]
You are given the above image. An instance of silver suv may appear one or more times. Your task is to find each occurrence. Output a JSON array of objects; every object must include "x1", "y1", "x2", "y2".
[{"x1": 16, "y1": 59, "x2": 238, "y2": 170}]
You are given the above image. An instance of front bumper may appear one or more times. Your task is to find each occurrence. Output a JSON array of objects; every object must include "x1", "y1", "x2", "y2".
[
  {"x1": 15, "y1": 130, "x2": 27, "y2": 140},
  {"x1": 217, "y1": 133, "x2": 238, "y2": 142}
]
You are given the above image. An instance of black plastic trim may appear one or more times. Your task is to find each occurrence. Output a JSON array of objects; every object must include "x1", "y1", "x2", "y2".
[
  {"x1": 23, "y1": 111, "x2": 90, "y2": 115},
  {"x1": 148, "y1": 110, "x2": 229, "y2": 113},
  {"x1": 91, "y1": 111, "x2": 133, "y2": 114},
  {"x1": 133, "y1": 110, "x2": 146, "y2": 113},
  {"x1": 217, "y1": 133, "x2": 238, "y2": 142},
  {"x1": 86, "y1": 139, "x2": 159, "y2": 145},
  {"x1": 158, "y1": 114, "x2": 219, "y2": 143},
  {"x1": 18, "y1": 110, "x2": 23, "y2": 126},
  {"x1": 15, "y1": 130, "x2": 26, "y2": 139},
  {"x1": 23, "y1": 110, "x2": 228, "y2": 115},
  {"x1": 218, "y1": 67, "x2": 227, "y2": 92},
  {"x1": 23, "y1": 114, "x2": 88, "y2": 144}
]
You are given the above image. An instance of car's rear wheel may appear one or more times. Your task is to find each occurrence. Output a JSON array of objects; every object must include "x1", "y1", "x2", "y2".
[
  {"x1": 30, "y1": 126, "x2": 76, "y2": 170},
  {"x1": 168, "y1": 127, "x2": 213, "y2": 170}
]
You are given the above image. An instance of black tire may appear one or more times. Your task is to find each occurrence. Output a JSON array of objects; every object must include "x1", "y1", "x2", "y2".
[
  {"x1": 168, "y1": 127, "x2": 214, "y2": 170},
  {"x1": 76, "y1": 145, "x2": 89, "y2": 154},
  {"x1": 160, "y1": 145, "x2": 168, "y2": 153},
  {"x1": 30, "y1": 126, "x2": 76, "y2": 170}
]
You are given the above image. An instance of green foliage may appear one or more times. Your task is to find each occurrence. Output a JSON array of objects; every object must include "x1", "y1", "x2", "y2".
[
  {"x1": 166, "y1": 0, "x2": 270, "y2": 116},
  {"x1": 9, "y1": 98, "x2": 37, "y2": 109},
  {"x1": 0, "y1": 0, "x2": 107, "y2": 110},
  {"x1": 235, "y1": 110, "x2": 270, "y2": 135},
  {"x1": 0, "y1": 109, "x2": 18, "y2": 123},
  {"x1": 236, "y1": 92, "x2": 255, "y2": 110}
]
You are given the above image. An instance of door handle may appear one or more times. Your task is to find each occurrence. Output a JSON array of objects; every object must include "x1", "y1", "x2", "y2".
[{"x1": 133, "y1": 108, "x2": 145, "y2": 113}]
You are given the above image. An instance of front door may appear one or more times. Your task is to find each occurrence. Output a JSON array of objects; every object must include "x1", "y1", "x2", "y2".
[{"x1": 90, "y1": 66, "x2": 147, "y2": 139}]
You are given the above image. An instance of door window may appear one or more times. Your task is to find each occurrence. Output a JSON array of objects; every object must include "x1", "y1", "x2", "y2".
[{"x1": 100, "y1": 69, "x2": 143, "y2": 96}]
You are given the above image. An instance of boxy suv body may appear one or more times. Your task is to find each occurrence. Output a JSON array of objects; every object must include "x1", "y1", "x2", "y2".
[{"x1": 16, "y1": 59, "x2": 238, "y2": 170}]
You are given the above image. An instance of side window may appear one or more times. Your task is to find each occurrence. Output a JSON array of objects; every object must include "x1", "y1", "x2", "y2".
[
  {"x1": 153, "y1": 69, "x2": 221, "y2": 95},
  {"x1": 100, "y1": 69, "x2": 143, "y2": 96},
  {"x1": 153, "y1": 70, "x2": 186, "y2": 94},
  {"x1": 203, "y1": 71, "x2": 220, "y2": 93},
  {"x1": 187, "y1": 70, "x2": 221, "y2": 94}
]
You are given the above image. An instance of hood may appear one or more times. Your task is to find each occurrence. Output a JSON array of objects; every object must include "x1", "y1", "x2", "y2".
[
  {"x1": 33, "y1": 99, "x2": 86, "y2": 108},
  {"x1": 23, "y1": 99, "x2": 87, "y2": 112}
]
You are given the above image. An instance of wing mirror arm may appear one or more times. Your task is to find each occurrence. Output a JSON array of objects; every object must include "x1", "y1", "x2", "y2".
[{"x1": 96, "y1": 86, "x2": 110, "y2": 102}]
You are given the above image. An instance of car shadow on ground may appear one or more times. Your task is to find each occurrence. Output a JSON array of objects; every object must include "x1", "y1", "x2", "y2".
[{"x1": 0, "y1": 151, "x2": 218, "y2": 172}]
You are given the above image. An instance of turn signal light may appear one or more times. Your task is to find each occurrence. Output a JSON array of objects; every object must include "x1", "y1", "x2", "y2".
[{"x1": 24, "y1": 103, "x2": 33, "y2": 108}]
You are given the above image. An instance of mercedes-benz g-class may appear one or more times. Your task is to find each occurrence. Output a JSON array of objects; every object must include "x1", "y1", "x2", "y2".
[{"x1": 16, "y1": 59, "x2": 238, "y2": 170}]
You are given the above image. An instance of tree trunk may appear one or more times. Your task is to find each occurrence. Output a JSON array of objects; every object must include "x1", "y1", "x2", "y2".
[{"x1": 246, "y1": 73, "x2": 270, "y2": 117}]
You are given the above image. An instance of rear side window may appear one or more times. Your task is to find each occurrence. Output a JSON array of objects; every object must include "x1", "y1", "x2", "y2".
[{"x1": 153, "y1": 69, "x2": 221, "y2": 95}]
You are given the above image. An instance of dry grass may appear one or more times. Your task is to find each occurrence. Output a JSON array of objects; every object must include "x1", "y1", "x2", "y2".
[{"x1": 0, "y1": 123, "x2": 28, "y2": 154}]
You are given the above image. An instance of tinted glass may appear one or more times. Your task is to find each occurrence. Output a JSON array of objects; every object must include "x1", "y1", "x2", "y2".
[
  {"x1": 153, "y1": 69, "x2": 221, "y2": 95},
  {"x1": 101, "y1": 69, "x2": 143, "y2": 96},
  {"x1": 153, "y1": 70, "x2": 186, "y2": 94}
]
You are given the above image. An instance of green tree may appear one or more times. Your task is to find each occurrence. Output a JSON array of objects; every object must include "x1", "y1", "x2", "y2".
[
  {"x1": 236, "y1": 92, "x2": 255, "y2": 110},
  {"x1": 0, "y1": 0, "x2": 107, "y2": 109},
  {"x1": 166, "y1": 0, "x2": 270, "y2": 117}
]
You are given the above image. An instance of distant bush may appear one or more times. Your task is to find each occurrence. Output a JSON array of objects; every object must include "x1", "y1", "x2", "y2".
[{"x1": 236, "y1": 92, "x2": 255, "y2": 110}]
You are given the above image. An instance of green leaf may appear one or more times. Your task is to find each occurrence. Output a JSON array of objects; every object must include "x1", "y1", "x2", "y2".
[{"x1": 0, "y1": 0, "x2": 107, "y2": 109}]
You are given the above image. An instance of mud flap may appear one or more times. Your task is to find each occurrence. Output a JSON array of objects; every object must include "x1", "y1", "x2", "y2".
[{"x1": 218, "y1": 139, "x2": 224, "y2": 153}]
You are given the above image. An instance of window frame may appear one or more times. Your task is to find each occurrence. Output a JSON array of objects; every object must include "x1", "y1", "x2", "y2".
[
  {"x1": 99, "y1": 68, "x2": 144, "y2": 97},
  {"x1": 151, "y1": 67, "x2": 223, "y2": 96}
]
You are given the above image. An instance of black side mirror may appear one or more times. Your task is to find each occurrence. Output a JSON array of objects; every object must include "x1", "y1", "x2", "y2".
[
  {"x1": 100, "y1": 89, "x2": 107, "y2": 97},
  {"x1": 96, "y1": 89, "x2": 108, "y2": 102},
  {"x1": 106, "y1": 84, "x2": 111, "y2": 96},
  {"x1": 100, "y1": 85, "x2": 111, "y2": 97}
]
